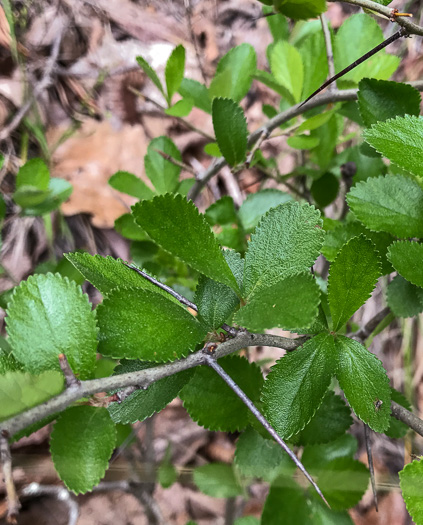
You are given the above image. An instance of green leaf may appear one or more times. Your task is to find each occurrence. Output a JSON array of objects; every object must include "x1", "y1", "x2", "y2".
[
  {"x1": 309, "y1": 501, "x2": 354, "y2": 525},
  {"x1": 20, "y1": 178, "x2": 73, "y2": 216},
  {"x1": 243, "y1": 201, "x2": 324, "y2": 299},
  {"x1": 400, "y1": 459, "x2": 423, "y2": 524},
  {"x1": 211, "y1": 44, "x2": 257, "y2": 102},
  {"x1": 311, "y1": 172, "x2": 340, "y2": 208},
  {"x1": 334, "y1": 335, "x2": 391, "y2": 432},
  {"x1": 144, "y1": 136, "x2": 181, "y2": 194},
  {"x1": 328, "y1": 235, "x2": 381, "y2": 331},
  {"x1": 385, "y1": 388, "x2": 411, "y2": 439},
  {"x1": 261, "y1": 333, "x2": 336, "y2": 439},
  {"x1": 212, "y1": 98, "x2": 248, "y2": 167},
  {"x1": 235, "y1": 272, "x2": 320, "y2": 331},
  {"x1": 364, "y1": 115, "x2": 423, "y2": 177},
  {"x1": 310, "y1": 114, "x2": 340, "y2": 170},
  {"x1": 358, "y1": 79, "x2": 421, "y2": 127},
  {"x1": 132, "y1": 194, "x2": 240, "y2": 293},
  {"x1": 287, "y1": 135, "x2": 320, "y2": 150},
  {"x1": 387, "y1": 275, "x2": 423, "y2": 318},
  {"x1": 164, "y1": 98, "x2": 193, "y2": 117},
  {"x1": 158, "y1": 445, "x2": 178, "y2": 488},
  {"x1": 65, "y1": 253, "x2": 177, "y2": 301},
  {"x1": 195, "y1": 250, "x2": 243, "y2": 329},
  {"x1": 388, "y1": 241, "x2": 423, "y2": 288},
  {"x1": 136, "y1": 55, "x2": 165, "y2": 96},
  {"x1": 180, "y1": 356, "x2": 263, "y2": 432},
  {"x1": 234, "y1": 517, "x2": 260, "y2": 525},
  {"x1": 265, "y1": 8, "x2": 289, "y2": 41},
  {"x1": 6, "y1": 274, "x2": 97, "y2": 379},
  {"x1": 234, "y1": 427, "x2": 295, "y2": 482},
  {"x1": 97, "y1": 287, "x2": 206, "y2": 362},
  {"x1": 108, "y1": 360, "x2": 193, "y2": 423},
  {"x1": 261, "y1": 481, "x2": 309, "y2": 525},
  {"x1": 204, "y1": 142, "x2": 221, "y2": 157},
  {"x1": 298, "y1": 31, "x2": 328, "y2": 100},
  {"x1": 253, "y1": 70, "x2": 295, "y2": 103},
  {"x1": 296, "y1": 110, "x2": 335, "y2": 134},
  {"x1": 276, "y1": 0, "x2": 327, "y2": 20},
  {"x1": 315, "y1": 457, "x2": 369, "y2": 510},
  {"x1": 334, "y1": 14, "x2": 399, "y2": 87},
  {"x1": 0, "y1": 370, "x2": 64, "y2": 421},
  {"x1": 238, "y1": 189, "x2": 292, "y2": 233},
  {"x1": 193, "y1": 463, "x2": 243, "y2": 498},
  {"x1": 205, "y1": 196, "x2": 237, "y2": 226},
  {"x1": 114, "y1": 213, "x2": 147, "y2": 241},
  {"x1": 13, "y1": 186, "x2": 50, "y2": 209},
  {"x1": 302, "y1": 434, "x2": 358, "y2": 474},
  {"x1": 270, "y1": 41, "x2": 303, "y2": 103},
  {"x1": 50, "y1": 406, "x2": 116, "y2": 494},
  {"x1": 293, "y1": 391, "x2": 352, "y2": 445},
  {"x1": 109, "y1": 171, "x2": 155, "y2": 200},
  {"x1": 346, "y1": 144, "x2": 387, "y2": 184},
  {"x1": 16, "y1": 158, "x2": 49, "y2": 191},
  {"x1": 165, "y1": 45, "x2": 185, "y2": 102},
  {"x1": 178, "y1": 78, "x2": 211, "y2": 113},
  {"x1": 347, "y1": 174, "x2": 423, "y2": 238}
]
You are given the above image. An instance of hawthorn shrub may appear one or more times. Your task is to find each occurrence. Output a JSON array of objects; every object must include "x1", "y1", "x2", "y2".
[{"x1": 1, "y1": 0, "x2": 423, "y2": 523}]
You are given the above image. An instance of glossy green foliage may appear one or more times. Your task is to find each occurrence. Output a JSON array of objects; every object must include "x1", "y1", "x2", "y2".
[
  {"x1": 6, "y1": 274, "x2": 97, "y2": 379},
  {"x1": 195, "y1": 251, "x2": 243, "y2": 329},
  {"x1": 274, "y1": 0, "x2": 327, "y2": 20},
  {"x1": 178, "y1": 78, "x2": 211, "y2": 113},
  {"x1": 298, "y1": 30, "x2": 328, "y2": 100},
  {"x1": 136, "y1": 55, "x2": 165, "y2": 96},
  {"x1": 328, "y1": 235, "x2": 381, "y2": 331},
  {"x1": 193, "y1": 463, "x2": 243, "y2": 498},
  {"x1": 108, "y1": 360, "x2": 193, "y2": 423},
  {"x1": 165, "y1": 45, "x2": 185, "y2": 103},
  {"x1": 209, "y1": 44, "x2": 256, "y2": 102},
  {"x1": 144, "y1": 136, "x2": 182, "y2": 194},
  {"x1": 388, "y1": 241, "x2": 423, "y2": 288},
  {"x1": 235, "y1": 272, "x2": 320, "y2": 331},
  {"x1": 132, "y1": 194, "x2": 240, "y2": 292},
  {"x1": 0, "y1": 371, "x2": 63, "y2": 421},
  {"x1": 212, "y1": 98, "x2": 248, "y2": 166},
  {"x1": 347, "y1": 175, "x2": 423, "y2": 238},
  {"x1": 358, "y1": 79, "x2": 421, "y2": 127},
  {"x1": 262, "y1": 333, "x2": 336, "y2": 439},
  {"x1": 334, "y1": 336, "x2": 391, "y2": 432},
  {"x1": 387, "y1": 275, "x2": 423, "y2": 318},
  {"x1": 238, "y1": 189, "x2": 292, "y2": 233},
  {"x1": 334, "y1": 14, "x2": 399, "y2": 87},
  {"x1": 293, "y1": 391, "x2": 352, "y2": 445},
  {"x1": 180, "y1": 356, "x2": 263, "y2": 432},
  {"x1": 261, "y1": 482, "x2": 309, "y2": 525},
  {"x1": 270, "y1": 41, "x2": 303, "y2": 103},
  {"x1": 50, "y1": 406, "x2": 116, "y2": 494},
  {"x1": 234, "y1": 427, "x2": 295, "y2": 482},
  {"x1": 243, "y1": 201, "x2": 324, "y2": 299},
  {"x1": 400, "y1": 459, "x2": 423, "y2": 525},
  {"x1": 109, "y1": 171, "x2": 155, "y2": 200},
  {"x1": 364, "y1": 115, "x2": 423, "y2": 176},
  {"x1": 97, "y1": 287, "x2": 206, "y2": 362},
  {"x1": 310, "y1": 114, "x2": 340, "y2": 170},
  {"x1": 302, "y1": 433, "x2": 358, "y2": 474}
]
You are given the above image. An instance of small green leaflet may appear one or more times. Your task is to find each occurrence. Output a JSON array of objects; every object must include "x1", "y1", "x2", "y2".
[
  {"x1": 358, "y1": 79, "x2": 421, "y2": 127},
  {"x1": 261, "y1": 333, "x2": 336, "y2": 439},
  {"x1": 387, "y1": 241, "x2": 423, "y2": 288},
  {"x1": 108, "y1": 360, "x2": 193, "y2": 424},
  {"x1": 298, "y1": 30, "x2": 328, "y2": 100},
  {"x1": 50, "y1": 406, "x2": 116, "y2": 494},
  {"x1": 158, "y1": 444, "x2": 178, "y2": 488},
  {"x1": 301, "y1": 434, "x2": 358, "y2": 474},
  {"x1": 97, "y1": 287, "x2": 206, "y2": 362},
  {"x1": 180, "y1": 356, "x2": 263, "y2": 432},
  {"x1": 261, "y1": 481, "x2": 310, "y2": 525},
  {"x1": 16, "y1": 158, "x2": 49, "y2": 190},
  {"x1": 132, "y1": 194, "x2": 240, "y2": 293},
  {"x1": 347, "y1": 175, "x2": 423, "y2": 238},
  {"x1": 385, "y1": 388, "x2": 411, "y2": 439},
  {"x1": 136, "y1": 55, "x2": 165, "y2": 96},
  {"x1": 6, "y1": 274, "x2": 97, "y2": 379},
  {"x1": 212, "y1": 98, "x2": 248, "y2": 167},
  {"x1": 270, "y1": 41, "x2": 304, "y2": 103},
  {"x1": 109, "y1": 171, "x2": 155, "y2": 200},
  {"x1": 243, "y1": 201, "x2": 324, "y2": 299},
  {"x1": 165, "y1": 45, "x2": 185, "y2": 103},
  {"x1": 144, "y1": 136, "x2": 182, "y2": 194},
  {"x1": 235, "y1": 272, "x2": 320, "y2": 331},
  {"x1": 387, "y1": 275, "x2": 423, "y2": 318},
  {"x1": 238, "y1": 189, "x2": 292, "y2": 233},
  {"x1": 334, "y1": 336, "x2": 391, "y2": 432},
  {"x1": 328, "y1": 235, "x2": 381, "y2": 332},
  {"x1": 0, "y1": 370, "x2": 64, "y2": 421},
  {"x1": 311, "y1": 172, "x2": 339, "y2": 208},
  {"x1": 193, "y1": 463, "x2": 243, "y2": 498},
  {"x1": 364, "y1": 115, "x2": 423, "y2": 177},
  {"x1": 178, "y1": 78, "x2": 211, "y2": 113},
  {"x1": 399, "y1": 459, "x2": 423, "y2": 525},
  {"x1": 274, "y1": 0, "x2": 327, "y2": 20}
]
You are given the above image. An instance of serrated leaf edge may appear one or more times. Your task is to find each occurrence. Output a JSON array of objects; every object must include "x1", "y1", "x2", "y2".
[{"x1": 387, "y1": 240, "x2": 423, "y2": 289}]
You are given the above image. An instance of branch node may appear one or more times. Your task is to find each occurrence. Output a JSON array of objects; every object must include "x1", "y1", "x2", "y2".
[{"x1": 58, "y1": 354, "x2": 80, "y2": 389}]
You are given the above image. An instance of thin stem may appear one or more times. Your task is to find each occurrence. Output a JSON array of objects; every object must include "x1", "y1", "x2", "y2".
[
  {"x1": 320, "y1": 14, "x2": 336, "y2": 86},
  {"x1": 153, "y1": 149, "x2": 197, "y2": 176},
  {"x1": 245, "y1": 129, "x2": 269, "y2": 167},
  {"x1": 203, "y1": 349, "x2": 330, "y2": 507},
  {"x1": 352, "y1": 307, "x2": 392, "y2": 342},
  {"x1": 364, "y1": 424, "x2": 378, "y2": 512},
  {"x1": 1, "y1": 433, "x2": 21, "y2": 523},
  {"x1": 58, "y1": 354, "x2": 80, "y2": 389},
  {"x1": 184, "y1": 0, "x2": 208, "y2": 84},
  {"x1": 391, "y1": 401, "x2": 423, "y2": 438}
]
